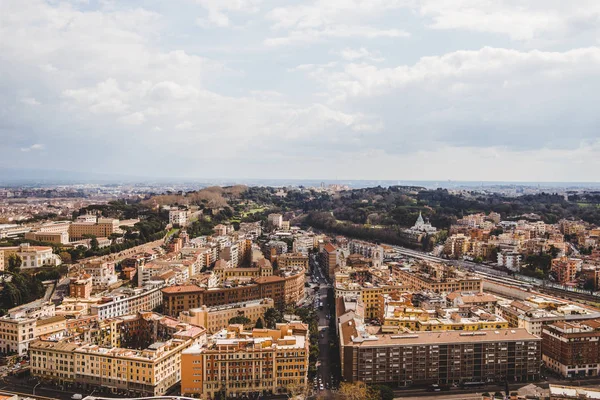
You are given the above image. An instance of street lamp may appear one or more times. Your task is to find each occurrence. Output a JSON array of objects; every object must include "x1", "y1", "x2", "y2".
[{"x1": 33, "y1": 381, "x2": 41, "y2": 396}]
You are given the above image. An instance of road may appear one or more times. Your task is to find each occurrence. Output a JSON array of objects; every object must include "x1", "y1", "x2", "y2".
[
  {"x1": 390, "y1": 246, "x2": 600, "y2": 298},
  {"x1": 306, "y1": 253, "x2": 335, "y2": 398}
]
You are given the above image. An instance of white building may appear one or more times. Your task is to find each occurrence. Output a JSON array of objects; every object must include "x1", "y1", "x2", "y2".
[
  {"x1": 82, "y1": 260, "x2": 119, "y2": 290},
  {"x1": 169, "y1": 209, "x2": 189, "y2": 227},
  {"x1": 90, "y1": 285, "x2": 163, "y2": 320},
  {"x1": 267, "y1": 213, "x2": 283, "y2": 229},
  {"x1": 498, "y1": 251, "x2": 522, "y2": 272},
  {"x1": 0, "y1": 301, "x2": 56, "y2": 356},
  {"x1": 9, "y1": 243, "x2": 61, "y2": 269}
]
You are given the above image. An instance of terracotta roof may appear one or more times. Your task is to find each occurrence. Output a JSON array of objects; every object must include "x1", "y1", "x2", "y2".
[
  {"x1": 161, "y1": 285, "x2": 204, "y2": 294},
  {"x1": 254, "y1": 276, "x2": 285, "y2": 284},
  {"x1": 324, "y1": 243, "x2": 337, "y2": 253}
]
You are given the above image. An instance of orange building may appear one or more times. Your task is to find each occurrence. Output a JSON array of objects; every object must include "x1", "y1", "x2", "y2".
[{"x1": 181, "y1": 323, "x2": 309, "y2": 399}]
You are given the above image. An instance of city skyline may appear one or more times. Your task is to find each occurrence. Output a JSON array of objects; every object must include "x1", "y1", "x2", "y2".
[{"x1": 2, "y1": 1, "x2": 600, "y2": 182}]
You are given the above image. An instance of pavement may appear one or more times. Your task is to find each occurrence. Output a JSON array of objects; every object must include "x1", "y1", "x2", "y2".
[{"x1": 306, "y1": 255, "x2": 335, "y2": 399}]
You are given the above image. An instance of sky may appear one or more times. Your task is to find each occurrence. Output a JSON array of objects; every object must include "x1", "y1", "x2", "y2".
[{"x1": 1, "y1": 0, "x2": 600, "y2": 182}]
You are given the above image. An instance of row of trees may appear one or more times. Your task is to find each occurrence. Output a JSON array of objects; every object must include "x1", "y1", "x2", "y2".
[{"x1": 0, "y1": 255, "x2": 47, "y2": 315}]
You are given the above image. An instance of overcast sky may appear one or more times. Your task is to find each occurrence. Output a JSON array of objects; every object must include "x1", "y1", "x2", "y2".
[{"x1": 1, "y1": 0, "x2": 600, "y2": 182}]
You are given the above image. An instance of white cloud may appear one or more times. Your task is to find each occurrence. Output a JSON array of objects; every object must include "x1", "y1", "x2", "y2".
[
  {"x1": 175, "y1": 121, "x2": 194, "y2": 130},
  {"x1": 20, "y1": 97, "x2": 40, "y2": 106},
  {"x1": 315, "y1": 47, "x2": 600, "y2": 100},
  {"x1": 417, "y1": 0, "x2": 600, "y2": 43},
  {"x1": 195, "y1": 0, "x2": 262, "y2": 28},
  {"x1": 118, "y1": 112, "x2": 146, "y2": 125},
  {"x1": 265, "y1": 0, "x2": 410, "y2": 46},
  {"x1": 3, "y1": 0, "x2": 600, "y2": 181},
  {"x1": 20, "y1": 144, "x2": 44, "y2": 152},
  {"x1": 337, "y1": 47, "x2": 385, "y2": 62}
]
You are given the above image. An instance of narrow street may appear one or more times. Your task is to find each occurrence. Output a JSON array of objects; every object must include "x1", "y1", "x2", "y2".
[{"x1": 307, "y1": 254, "x2": 336, "y2": 398}]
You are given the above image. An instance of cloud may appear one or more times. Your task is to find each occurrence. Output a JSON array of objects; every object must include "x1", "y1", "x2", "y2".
[
  {"x1": 337, "y1": 47, "x2": 385, "y2": 62},
  {"x1": 194, "y1": 0, "x2": 262, "y2": 28},
  {"x1": 295, "y1": 46, "x2": 600, "y2": 154},
  {"x1": 417, "y1": 0, "x2": 600, "y2": 43},
  {"x1": 175, "y1": 121, "x2": 194, "y2": 130},
  {"x1": 265, "y1": 0, "x2": 410, "y2": 46},
  {"x1": 20, "y1": 97, "x2": 40, "y2": 106},
  {"x1": 21, "y1": 144, "x2": 44, "y2": 152},
  {"x1": 2, "y1": 0, "x2": 600, "y2": 181},
  {"x1": 118, "y1": 112, "x2": 146, "y2": 125}
]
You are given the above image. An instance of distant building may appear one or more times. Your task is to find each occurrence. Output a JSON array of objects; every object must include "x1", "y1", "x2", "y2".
[
  {"x1": 69, "y1": 217, "x2": 120, "y2": 240},
  {"x1": 169, "y1": 208, "x2": 188, "y2": 227},
  {"x1": 551, "y1": 257, "x2": 583, "y2": 284},
  {"x1": 267, "y1": 213, "x2": 283, "y2": 229},
  {"x1": 498, "y1": 251, "x2": 522, "y2": 272},
  {"x1": 1, "y1": 243, "x2": 61, "y2": 269},
  {"x1": 321, "y1": 242, "x2": 339, "y2": 280},
  {"x1": 179, "y1": 298, "x2": 274, "y2": 333},
  {"x1": 25, "y1": 231, "x2": 69, "y2": 244}
]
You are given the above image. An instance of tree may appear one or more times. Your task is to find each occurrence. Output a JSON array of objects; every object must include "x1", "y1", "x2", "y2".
[
  {"x1": 335, "y1": 382, "x2": 379, "y2": 400},
  {"x1": 7, "y1": 254, "x2": 22, "y2": 273},
  {"x1": 91, "y1": 237, "x2": 99, "y2": 251},
  {"x1": 373, "y1": 385, "x2": 394, "y2": 400},
  {"x1": 584, "y1": 278, "x2": 596, "y2": 293},
  {"x1": 228, "y1": 316, "x2": 251, "y2": 326},
  {"x1": 58, "y1": 251, "x2": 72, "y2": 264},
  {"x1": 255, "y1": 317, "x2": 264, "y2": 329},
  {"x1": 264, "y1": 307, "x2": 282, "y2": 329}
]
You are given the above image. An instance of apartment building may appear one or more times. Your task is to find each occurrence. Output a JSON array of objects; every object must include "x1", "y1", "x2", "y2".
[
  {"x1": 542, "y1": 320, "x2": 600, "y2": 378},
  {"x1": 335, "y1": 282, "x2": 405, "y2": 319},
  {"x1": 340, "y1": 318, "x2": 541, "y2": 386},
  {"x1": 551, "y1": 257, "x2": 583, "y2": 284},
  {"x1": 267, "y1": 213, "x2": 283, "y2": 229},
  {"x1": 69, "y1": 275, "x2": 93, "y2": 299},
  {"x1": 179, "y1": 298, "x2": 274, "y2": 333},
  {"x1": 348, "y1": 240, "x2": 384, "y2": 264},
  {"x1": 169, "y1": 209, "x2": 188, "y2": 227},
  {"x1": 277, "y1": 253, "x2": 308, "y2": 270},
  {"x1": 392, "y1": 263, "x2": 482, "y2": 294},
  {"x1": 321, "y1": 243, "x2": 339, "y2": 280},
  {"x1": 30, "y1": 338, "x2": 191, "y2": 396},
  {"x1": 0, "y1": 315, "x2": 36, "y2": 356},
  {"x1": 498, "y1": 251, "x2": 522, "y2": 272},
  {"x1": 181, "y1": 323, "x2": 309, "y2": 399},
  {"x1": 30, "y1": 311, "x2": 206, "y2": 396},
  {"x1": 162, "y1": 270, "x2": 305, "y2": 316},
  {"x1": 81, "y1": 260, "x2": 119, "y2": 290},
  {"x1": 90, "y1": 286, "x2": 163, "y2": 320}
]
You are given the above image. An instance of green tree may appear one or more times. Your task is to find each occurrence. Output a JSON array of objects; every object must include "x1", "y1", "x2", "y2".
[
  {"x1": 263, "y1": 308, "x2": 282, "y2": 329},
  {"x1": 228, "y1": 316, "x2": 251, "y2": 326},
  {"x1": 90, "y1": 236, "x2": 99, "y2": 251},
  {"x1": 584, "y1": 278, "x2": 596, "y2": 293},
  {"x1": 373, "y1": 385, "x2": 394, "y2": 400},
  {"x1": 7, "y1": 254, "x2": 22, "y2": 273},
  {"x1": 255, "y1": 317, "x2": 264, "y2": 329}
]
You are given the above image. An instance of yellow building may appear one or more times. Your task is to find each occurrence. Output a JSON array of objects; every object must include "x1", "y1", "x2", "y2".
[
  {"x1": 277, "y1": 253, "x2": 308, "y2": 270},
  {"x1": 30, "y1": 312, "x2": 206, "y2": 396},
  {"x1": 31, "y1": 338, "x2": 191, "y2": 396},
  {"x1": 69, "y1": 218, "x2": 119, "y2": 240},
  {"x1": 392, "y1": 263, "x2": 482, "y2": 294},
  {"x1": 179, "y1": 298, "x2": 274, "y2": 333},
  {"x1": 181, "y1": 323, "x2": 309, "y2": 399}
]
